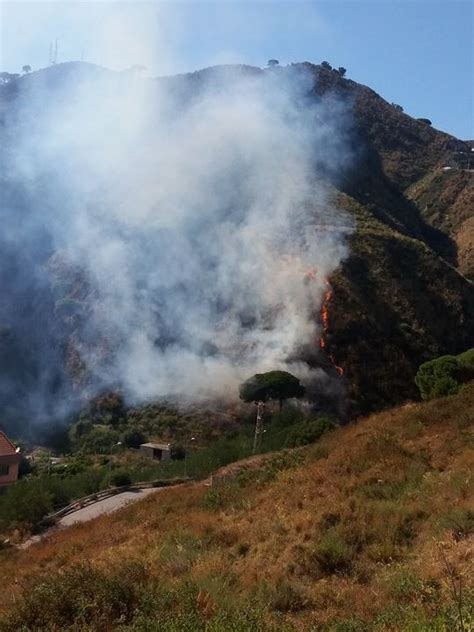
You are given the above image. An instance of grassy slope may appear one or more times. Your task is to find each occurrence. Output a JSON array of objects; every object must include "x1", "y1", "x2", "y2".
[
  {"x1": 0, "y1": 384, "x2": 472, "y2": 630},
  {"x1": 406, "y1": 170, "x2": 474, "y2": 280}
]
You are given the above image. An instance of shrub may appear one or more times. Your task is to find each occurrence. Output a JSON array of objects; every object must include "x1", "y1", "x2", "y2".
[
  {"x1": 237, "y1": 542, "x2": 250, "y2": 556},
  {"x1": 202, "y1": 487, "x2": 223, "y2": 511},
  {"x1": 76, "y1": 427, "x2": 121, "y2": 454},
  {"x1": 0, "y1": 562, "x2": 150, "y2": 630},
  {"x1": 458, "y1": 348, "x2": 474, "y2": 376},
  {"x1": 121, "y1": 428, "x2": 147, "y2": 449},
  {"x1": 440, "y1": 508, "x2": 474, "y2": 541},
  {"x1": 388, "y1": 569, "x2": 440, "y2": 604},
  {"x1": 392, "y1": 102, "x2": 404, "y2": 112},
  {"x1": 307, "y1": 532, "x2": 354, "y2": 576},
  {"x1": 110, "y1": 470, "x2": 132, "y2": 487},
  {"x1": 270, "y1": 579, "x2": 307, "y2": 612},
  {"x1": 271, "y1": 405, "x2": 305, "y2": 428},
  {"x1": 285, "y1": 416, "x2": 337, "y2": 447},
  {"x1": 415, "y1": 355, "x2": 461, "y2": 400},
  {"x1": 0, "y1": 480, "x2": 53, "y2": 530}
]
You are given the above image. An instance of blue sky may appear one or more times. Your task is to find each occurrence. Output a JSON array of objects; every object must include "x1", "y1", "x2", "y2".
[{"x1": 1, "y1": 1, "x2": 472, "y2": 138}]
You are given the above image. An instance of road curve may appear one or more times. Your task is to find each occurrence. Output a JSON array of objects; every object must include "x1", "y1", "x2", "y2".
[{"x1": 20, "y1": 487, "x2": 163, "y2": 549}]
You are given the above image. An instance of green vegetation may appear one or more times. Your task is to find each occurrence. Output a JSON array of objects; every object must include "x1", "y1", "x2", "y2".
[
  {"x1": 0, "y1": 406, "x2": 336, "y2": 534},
  {"x1": 415, "y1": 348, "x2": 474, "y2": 400},
  {"x1": 110, "y1": 470, "x2": 132, "y2": 487},
  {"x1": 239, "y1": 370, "x2": 305, "y2": 411},
  {"x1": 0, "y1": 562, "x2": 292, "y2": 632},
  {"x1": 0, "y1": 469, "x2": 104, "y2": 532}
]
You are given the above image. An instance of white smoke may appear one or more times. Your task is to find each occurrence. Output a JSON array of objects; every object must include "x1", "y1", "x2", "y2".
[{"x1": 4, "y1": 60, "x2": 352, "y2": 408}]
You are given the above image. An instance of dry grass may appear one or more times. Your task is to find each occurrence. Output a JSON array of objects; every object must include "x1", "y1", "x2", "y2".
[{"x1": 0, "y1": 384, "x2": 473, "y2": 629}]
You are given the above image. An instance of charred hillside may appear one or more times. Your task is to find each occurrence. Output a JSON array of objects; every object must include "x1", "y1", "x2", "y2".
[
  {"x1": 0, "y1": 61, "x2": 472, "y2": 433},
  {"x1": 294, "y1": 63, "x2": 473, "y2": 410}
]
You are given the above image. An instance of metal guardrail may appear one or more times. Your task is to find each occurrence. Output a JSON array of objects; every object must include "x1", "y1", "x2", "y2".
[{"x1": 39, "y1": 477, "x2": 192, "y2": 526}]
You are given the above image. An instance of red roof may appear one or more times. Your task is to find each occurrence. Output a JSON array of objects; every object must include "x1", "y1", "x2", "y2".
[{"x1": 0, "y1": 431, "x2": 18, "y2": 457}]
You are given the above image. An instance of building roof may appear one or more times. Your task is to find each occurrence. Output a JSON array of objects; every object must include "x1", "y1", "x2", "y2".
[
  {"x1": 0, "y1": 431, "x2": 18, "y2": 457},
  {"x1": 140, "y1": 442, "x2": 171, "y2": 450}
]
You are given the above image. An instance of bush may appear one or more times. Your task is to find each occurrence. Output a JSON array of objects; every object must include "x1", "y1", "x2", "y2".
[
  {"x1": 270, "y1": 579, "x2": 307, "y2": 612},
  {"x1": 458, "y1": 348, "x2": 474, "y2": 374},
  {"x1": 75, "y1": 427, "x2": 121, "y2": 454},
  {"x1": 0, "y1": 469, "x2": 106, "y2": 532},
  {"x1": 307, "y1": 532, "x2": 354, "y2": 576},
  {"x1": 415, "y1": 355, "x2": 461, "y2": 400},
  {"x1": 110, "y1": 470, "x2": 132, "y2": 487},
  {"x1": 0, "y1": 480, "x2": 53, "y2": 530},
  {"x1": 0, "y1": 562, "x2": 150, "y2": 630},
  {"x1": 415, "y1": 349, "x2": 474, "y2": 400},
  {"x1": 285, "y1": 416, "x2": 337, "y2": 447},
  {"x1": 431, "y1": 375, "x2": 461, "y2": 398},
  {"x1": 121, "y1": 428, "x2": 147, "y2": 449},
  {"x1": 202, "y1": 487, "x2": 223, "y2": 511},
  {"x1": 0, "y1": 562, "x2": 287, "y2": 631},
  {"x1": 271, "y1": 405, "x2": 305, "y2": 428},
  {"x1": 440, "y1": 508, "x2": 474, "y2": 541}
]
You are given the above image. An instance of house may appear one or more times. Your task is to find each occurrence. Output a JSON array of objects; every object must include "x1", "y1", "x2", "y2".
[
  {"x1": 0, "y1": 431, "x2": 21, "y2": 491},
  {"x1": 139, "y1": 441, "x2": 172, "y2": 461}
]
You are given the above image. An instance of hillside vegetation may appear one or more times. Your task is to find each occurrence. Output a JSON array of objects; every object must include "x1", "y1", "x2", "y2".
[
  {"x1": 0, "y1": 383, "x2": 472, "y2": 631},
  {"x1": 1, "y1": 62, "x2": 473, "y2": 436}
]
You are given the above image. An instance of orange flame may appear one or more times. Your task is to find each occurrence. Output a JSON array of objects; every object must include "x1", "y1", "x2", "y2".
[{"x1": 318, "y1": 282, "x2": 344, "y2": 376}]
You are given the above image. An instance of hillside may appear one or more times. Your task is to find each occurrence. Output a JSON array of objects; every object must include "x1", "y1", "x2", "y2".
[
  {"x1": 0, "y1": 61, "x2": 473, "y2": 436},
  {"x1": 0, "y1": 384, "x2": 472, "y2": 630}
]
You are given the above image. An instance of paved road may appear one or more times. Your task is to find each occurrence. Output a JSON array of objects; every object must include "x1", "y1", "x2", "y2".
[
  {"x1": 20, "y1": 487, "x2": 162, "y2": 549},
  {"x1": 60, "y1": 488, "x2": 159, "y2": 526}
]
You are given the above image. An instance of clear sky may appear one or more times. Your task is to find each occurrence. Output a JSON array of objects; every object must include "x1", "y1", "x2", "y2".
[{"x1": 1, "y1": 1, "x2": 472, "y2": 138}]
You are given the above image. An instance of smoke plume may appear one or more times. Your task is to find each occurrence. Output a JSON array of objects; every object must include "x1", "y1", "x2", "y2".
[{"x1": 0, "y1": 60, "x2": 352, "y2": 432}]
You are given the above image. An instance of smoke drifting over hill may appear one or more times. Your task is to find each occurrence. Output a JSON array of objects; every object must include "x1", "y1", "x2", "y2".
[{"x1": 0, "y1": 62, "x2": 352, "y2": 432}]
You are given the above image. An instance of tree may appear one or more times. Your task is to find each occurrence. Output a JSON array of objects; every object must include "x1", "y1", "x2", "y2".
[
  {"x1": 337, "y1": 66, "x2": 346, "y2": 77},
  {"x1": 321, "y1": 61, "x2": 332, "y2": 70},
  {"x1": 0, "y1": 72, "x2": 20, "y2": 85},
  {"x1": 239, "y1": 370, "x2": 305, "y2": 411},
  {"x1": 391, "y1": 102, "x2": 404, "y2": 112},
  {"x1": 121, "y1": 428, "x2": 147, "y2": 449},
  {"x1": 267, "y1": 59, "x2": 279, "y2": 67},
  {"x1": 22, "y1": 65, "x2": 32, "y2": 73},
  {"x1": 415, "y1": 355, "x2": 461, "y2": 400}
]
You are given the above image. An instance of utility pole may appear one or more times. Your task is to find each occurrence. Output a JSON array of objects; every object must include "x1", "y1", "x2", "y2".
[
  {"x1": 253, "y1": 401, "x2": 265, "y2": 454},
  {"x1": 107, "y1": 441, "x2": 122, "y2": 486},
  {"x1": 184, "y1": 437, "x2": 195, "y2": 477}
]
